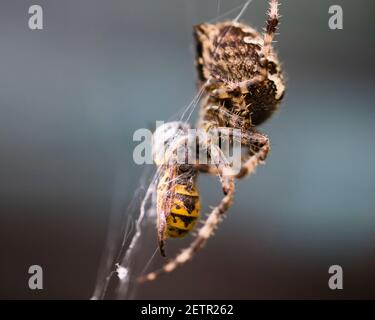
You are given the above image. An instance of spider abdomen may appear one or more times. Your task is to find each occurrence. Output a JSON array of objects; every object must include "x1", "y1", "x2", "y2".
[{"x1": 194, "y1": 20, "x2": 285, "y2": 126}]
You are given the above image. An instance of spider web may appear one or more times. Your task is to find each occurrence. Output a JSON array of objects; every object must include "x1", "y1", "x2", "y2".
[{"x1": 91, "y1": 0, "x2": 253, "y2": 300}]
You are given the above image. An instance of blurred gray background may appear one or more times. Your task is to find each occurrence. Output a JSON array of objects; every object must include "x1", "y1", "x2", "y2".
[{"x1": 1, "y1": 0, "x2": 375, "y2": 299}]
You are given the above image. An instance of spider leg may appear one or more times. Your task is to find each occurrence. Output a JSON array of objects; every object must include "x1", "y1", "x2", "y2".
[
  {"x1": 196, "y1": 127, "x2": 270, "y2": 180},
  {"x1": 233, "y1": 129, "x2": 270, "y2": 179},
  {"x1": 205, "y1": 95, "x2": 271, "y2": 179},
  {"x1": 262, "y1": 0, "x2": 279, "y2": 58},
  {"x1": 138, "y1": 177, "x2": 235, "y2": 283},
  {"x1": 195, "y1": 129, "x2": 233, "y2": 195},
  {"x1": 207, "y1": 143, "x2": 233, "y2": 194},
  {"x1": 196, "y1": 124, "x2": 239, "y2": 178}
]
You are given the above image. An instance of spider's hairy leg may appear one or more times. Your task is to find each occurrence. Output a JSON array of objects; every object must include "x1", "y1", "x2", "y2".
[
  {"x1": 203, "y1": 105, "x2": 270, "y2": 177},
  {"x1": 138, "y1": 177, "x2": 235, "y2": 283},
  {"x1": 209, "y1": 127, "x2": 270, "y2": 179},
  {"x1": 195, "y1": 128, "x2": 233, "y2": 195},
  {"x1": 196, "y1": 124, "x2": 238, "y2": 179},
  {"x1": 233, "y1": 129, "x2": 270, "y2": 179},
  {"x1": 196, "y1": 127, "x2": 270, "y2": 180},
  {"x1": 262, "y1": 0, "x2": 280, "y2": 58},
  {"x1": 207, "y1": 143, "x2": 233, "y2": 194}
]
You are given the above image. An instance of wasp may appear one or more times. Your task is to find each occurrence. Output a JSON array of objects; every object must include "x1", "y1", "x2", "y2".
[{"x1": 151, "y1": 122, "x2": 201, "y2": 257}]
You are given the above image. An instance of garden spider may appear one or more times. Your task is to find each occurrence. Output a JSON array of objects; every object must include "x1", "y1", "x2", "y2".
[{"x1": 139, "y1": 0, "x2": 285, "y2": 282}]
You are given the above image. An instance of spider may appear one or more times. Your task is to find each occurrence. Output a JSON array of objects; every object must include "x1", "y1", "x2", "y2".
[{"x1": 139, "y1": 0, "x2": 285, "y2": 282}]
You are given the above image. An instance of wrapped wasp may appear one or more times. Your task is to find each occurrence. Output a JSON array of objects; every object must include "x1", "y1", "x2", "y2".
[{"x1": 152, "y1": 122, "x2": 201, "y2": 257}]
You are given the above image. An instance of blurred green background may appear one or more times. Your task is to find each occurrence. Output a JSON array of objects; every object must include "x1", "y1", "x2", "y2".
[{"x1": 1, "y1": 0, "x2": 375, "y2": 299}]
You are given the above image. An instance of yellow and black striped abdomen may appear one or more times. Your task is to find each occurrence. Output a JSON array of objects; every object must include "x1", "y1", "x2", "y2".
[{"x1": 166, "y1": 184, "x2": 200, "y2": 238}]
